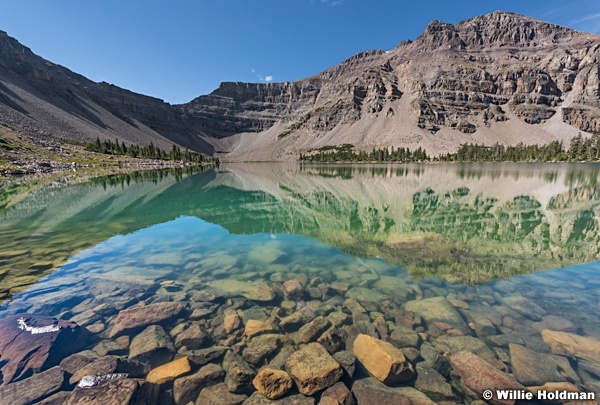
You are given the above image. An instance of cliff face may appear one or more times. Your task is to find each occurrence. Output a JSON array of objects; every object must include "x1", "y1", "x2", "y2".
[{"x1": 0, "y1": 11, "x2": 599, "y2": 159}]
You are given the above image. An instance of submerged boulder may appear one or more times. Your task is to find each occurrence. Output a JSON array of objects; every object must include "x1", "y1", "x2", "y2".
[{"x1": 0, "y1": 314, "x2": 88, "y2": 385}]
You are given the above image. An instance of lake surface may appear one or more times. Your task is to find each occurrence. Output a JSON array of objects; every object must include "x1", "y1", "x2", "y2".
[{"x1": 1, "y1": 162, "x2": 600, "y2": 402}]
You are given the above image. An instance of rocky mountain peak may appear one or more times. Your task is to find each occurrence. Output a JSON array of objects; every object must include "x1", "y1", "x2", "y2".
[{"x1": 413, "y1": 11, "x2": 588, "y2": 53}]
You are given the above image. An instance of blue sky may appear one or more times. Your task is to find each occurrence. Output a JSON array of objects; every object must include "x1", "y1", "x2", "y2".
[{"x1": 1, "y1": 1, "x2": 599, "y2": 104}]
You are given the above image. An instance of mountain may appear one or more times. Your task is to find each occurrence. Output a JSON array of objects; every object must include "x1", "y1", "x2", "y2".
[{"x1": 0, "y1": 11, "x2": 599, "y2": 160}]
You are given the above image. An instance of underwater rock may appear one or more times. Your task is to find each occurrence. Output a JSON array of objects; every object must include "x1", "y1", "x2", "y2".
[
  {"x1": 414, "y1": 363, "x2": 456, "y2": 402},
  {"x1": 77, "y1": 373, "x2": 128, "y2": 388},
  {"x1": 173, "y1": 363, "x2": 224, "y2": 405},
  {"x1": 449, "y1": 350, "x2": 524, "y2": 405},
  {"x1": 244, "y1": 320, "x2": 275, "y2": 338},
  {"x1": 174, "y1": 323, "x2": 210, "y2": 350},
  {"x1": 352, "y1": 378, "x2": 435, "y2": 405},
  {"x1": 223, "y1": 351, "x2": 256, "y2": 394},
  {"x1": 146, "y1": 357, "x2": 192, "y2": 385},
  {"x1": 64, "y1": 378, "x2": 147, "y2": 405},
  {"x1": 252, "y1": 368, "x2": 293, "y2": 400},
  {"x1": 542, "y1": 329, "x2": 600, "y2": 363},
  {"x1": 109, "y1": 302, "x2": 184, "y2": 338},
  {"x1": 285, "y1": 342, "x2": 343, "y2": 396},
  {"x1": 243, "y1": 334, "x2": 282, "y2": 365},
  {"x1": 353, "y1": 334, "x2": 414, "y2": 384},
  {"x1": 196, "y1": 383, "x2": 248, "y2": 405},
  {"x1": 509, "y1": 343, "x2": 576, "y2": 386},
  {"x1": 69, "y1": 355, "x2": 149, "y2": 385},
  {"x1": 0, "y1": 314, "x2": 88, "y2": 385},
  {"x1": 129, "y1": 325, "x2": 176, "y2": 368},
  {"x1": 405, "y1": 297, "x2": 470, "y2": 335},
  {"x1": 0, "y1": 366, "x2": 64, "y2": 405}
]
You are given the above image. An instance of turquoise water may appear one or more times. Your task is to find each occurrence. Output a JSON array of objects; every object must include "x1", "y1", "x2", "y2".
[{"x1": 1, "y1": 163, "x2": 600, "y2": 402}]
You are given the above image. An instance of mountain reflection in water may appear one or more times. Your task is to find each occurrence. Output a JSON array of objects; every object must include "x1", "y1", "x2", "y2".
[{"x1": 0, "y1": 163, "x2": 599, "y2": 301}]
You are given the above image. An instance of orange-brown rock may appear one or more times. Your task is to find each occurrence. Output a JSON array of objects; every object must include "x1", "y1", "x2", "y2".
[
  {"x1": 285, "y1": 343, "x2": 343, "y2": 396},
  {"x1": 244, "y1": 320, "x2": 274, "y2": 338},
  {"x1": 352, "y1": 333, "x2": 414, "y2": 384},
  {"x1": 449, "y1": 351, "x2": 525, "y2": 405},
  {"x1": 252, "y1": 368, "x2": 293, "y2": 400},
  {"x1": 147, "y1": 357, "x2": 192, "y2": 384},
  {"x1": 541, "y1": 330, "x2": 600, "y2": 363}
]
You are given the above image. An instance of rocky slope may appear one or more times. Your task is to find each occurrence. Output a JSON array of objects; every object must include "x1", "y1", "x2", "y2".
[{"x1": 0, "y1": 11, "x2": 599, "y2": 160}]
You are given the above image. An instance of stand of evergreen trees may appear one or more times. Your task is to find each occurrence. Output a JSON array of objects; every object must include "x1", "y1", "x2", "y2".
[
  {"x1": 84, "y1": 138, "x2": 218, "y2": 164},
  {"x1": 299, "y1": 133, "x2": 600, "y2": 163},
  {"x1": 300, "y1": 145, "x2": 429, "y2": 163}
]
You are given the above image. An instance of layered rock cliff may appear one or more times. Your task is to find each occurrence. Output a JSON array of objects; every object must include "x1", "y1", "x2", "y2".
[{"x1": 0, "y1": 11, "x2": 599, "y2": 160}]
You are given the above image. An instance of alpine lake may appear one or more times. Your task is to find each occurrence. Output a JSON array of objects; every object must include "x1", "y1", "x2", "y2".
[{"x1": 1, "y1": 162, "x2": 600, "y2": 405}]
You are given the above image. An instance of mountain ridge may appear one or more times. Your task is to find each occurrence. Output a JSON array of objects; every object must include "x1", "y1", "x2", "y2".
[{"x1": 0, "y1": 11, "x2": 599, "y2": 161}]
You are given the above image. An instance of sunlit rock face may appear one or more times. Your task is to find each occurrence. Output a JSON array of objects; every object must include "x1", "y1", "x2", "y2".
[{"x1": 1, "y1": 12, "x2": 599, "y2": 160}]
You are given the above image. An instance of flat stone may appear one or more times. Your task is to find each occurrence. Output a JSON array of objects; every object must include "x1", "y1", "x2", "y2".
[
  {"x1": 253, "y1": 368, "x2": 293, "y2": 400},
  {"x1": 434, "y1": 335, "x2": 504, "y2": 370},
  {"x1": 147, "y1": 356, "x2": 192, "y2": 384},
  {"x1": 243, "y1": 285, "x2": 276, "y2": 302},
  {"x1": 509, "y1": 343, "x2": 576, "y2": 386},
  {"x1": 280, "y1": 308, "x2": 316, "y2": 333},
  {"x1": 109, "y1": 302, "x2": 184, "y2": 338},
  {"x1": 285, "y1": 343, "x2": 343, "y2": 396},
  {"x1": 59, "y1": 352, "x2": 98, "y2": 375},
  {"x1": 541, "y1": 329, "x2": 600, "y2": 363},
  {"x1": 173, "y1": 363, "x2": 224, "y2": 405},
  {"x1": 63, "y1": 378, "x2": 145, "y2": 405},
  {"x1": 352, "y1": 378, "x2": 435, "y2": 405},
  {"x1": 129, "y1": 325, "x2": 175, "y2": 368},
  {"x1": 0, "y1": 366, "x2": 64, "y2": 405},
  {"x1": 245, "y1": 320, "x2": 275, "y2": 338},
  {"x1": 181, "y1": 346, "x2": 230, "y2": 367},
  {"x1": 292, "y1": 316, "x2": 331, "y2": 344},
  {"x1": 390, "y1": 327, "x2": 421, "y2": 348},
  {"x1": 502, "y1": 296, "x2": 547, "y2": 321},
  {"x1": 449, "y1": 351, "x2": 525, "y2": 405},
  {"x1": 353, "y1": 334, "x2": 414, "y2": 384},
  {"x1": 243, "y1": 334, "x2": 281, "y2": 365},
  {"x1": 532, "y1": 315, "x2": 577, "y2": 333},
  {"x1": 346, "y1": 287, "x2": 388, "y2": 304},
  {"x1": 196, "y1": 383, "x2": 248, "y2": 405},
  {"x1": 175, "y1": 323, "x2": 210, "y2": 350},
  {"x1": 69, "y1": 355, "x2": 149, "y2": 385},
  {"x1": 93, "y1": 340, "x2": 128, "y2": 357},
  {"x1": 414, "y1": 363, "x2": 456, "y2": 402},
  {"x1": 36, "y1": 391, "x2": 71, "y2": 405},
  {"x1": 405, "y1": 297, "x2": 470, "y2": 334},
  {"x1": 0, "y1": 314, "x2": 88, "y2": 384},
  {"x1": 243, "y1": 391, "x2": 315, "y2": 405}
]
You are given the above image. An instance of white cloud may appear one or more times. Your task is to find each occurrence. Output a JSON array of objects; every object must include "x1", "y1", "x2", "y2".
[
  {"x1": 251, "y1": 69, "x2": 274, "y2": 83},
  {"x1": 321, "y1": 0, "x2": 343, "y2": 5}
]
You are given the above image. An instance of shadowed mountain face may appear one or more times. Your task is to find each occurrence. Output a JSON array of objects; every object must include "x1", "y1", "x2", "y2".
[
  {"x1": 1, "y1": 163, "x2": 599, "y2": 300},
  {"x1": 0, "y1": 12, "x2": 599, "y2": 160}
]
